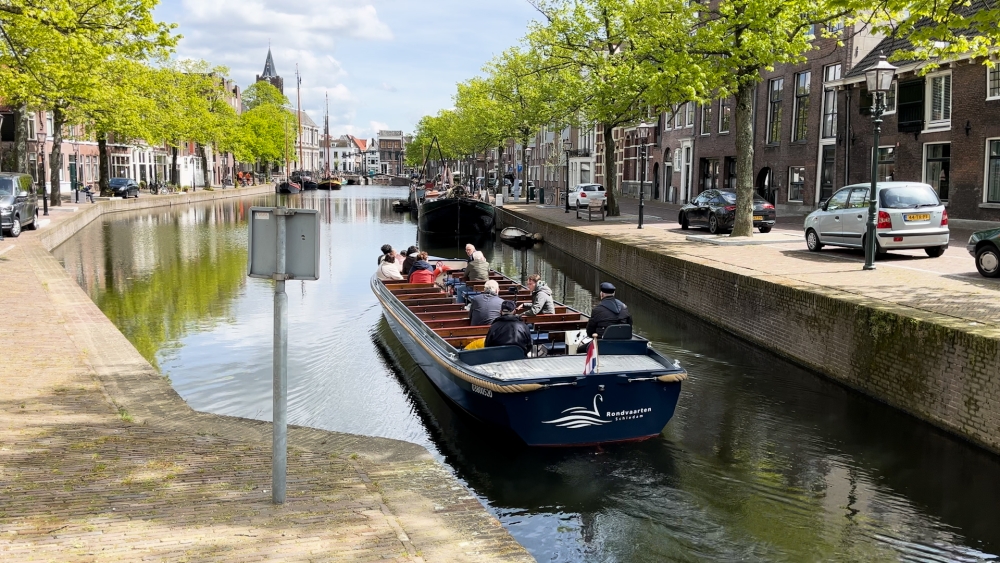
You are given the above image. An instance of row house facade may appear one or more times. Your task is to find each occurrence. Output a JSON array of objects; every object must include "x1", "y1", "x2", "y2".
[
  {"x1": 295, "y1": 111, "x2": 322, "y2": 175},
  {"x1": 522, "y1": 125, "x2": 598, "y2": 202},
  {"x1": 595, "y1": 21, "x2": 1000, "y2": 222},
  {"x1": 320, "y1": 135, "x2": 357, "y2": 173},
  {"x1": 377, "y1": 130, "x2": 405, "y2": 176}
]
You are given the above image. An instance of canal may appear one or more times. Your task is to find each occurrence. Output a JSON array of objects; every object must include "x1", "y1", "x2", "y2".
[{"x1": 53, "y1": 187, "x2": 1000, "y2": 562}]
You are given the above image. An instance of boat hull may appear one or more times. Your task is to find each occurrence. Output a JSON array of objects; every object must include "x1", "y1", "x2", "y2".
[
  {"x1": 418, "y1": 198, "x2": 496, "y2": 236},
  {"x1": 276, "y1": 182, "x2": 301, "y2": 194},
  {"x1": 375, "y1": 279, "x2": 683, "y2": 446}
]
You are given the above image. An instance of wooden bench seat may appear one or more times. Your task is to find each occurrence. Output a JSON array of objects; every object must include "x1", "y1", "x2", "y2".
[
  {"x1": 390, "y1": 287, "x2": 445, "y2": 296},
  {"x1": 424, "y1": 318, "x2": 476, "y2": 329},
  {"x1": 407, "y1": 303, "x2": 465, "y2": 314},
  {"x1": 445, "y1": 336, "x2": 486, "y2": 349},
  {"x1": 403, "y1": 297, "x2": 454, "y2": 306},
  {"x1": 532, "y1": 319, "x2": 590, "y2": 332},
  {"x1": 522, "y1": 313, "x2": 583, "y2": 323},
  {"x1": 383, "y1": 282, "x2": 435, "y2": 289},
  {"x1": 415, "y1": 311, "x2": 471, "y2": 322},
  {"x1": 397, "y1": 291, "x2": 448, "y2": 301},
  {"x1": 433, "y1": 325, "x2": 491, "y2": 338}
]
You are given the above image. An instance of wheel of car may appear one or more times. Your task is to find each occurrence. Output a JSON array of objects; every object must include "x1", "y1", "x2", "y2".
[
  {"x1": 708, "y1": 213, "x2": 720, "y2": 234},
  {"x1": 679, "y1": 212, "x2": 689, "y2": 230},
  {"x1": 759, "y1": 226, "x2": 772, "y2": 233},
  {"x1": 924, "y1": 246, "x2": 946, "y2": 258},
  {"x1": 976, "y1": 245, "x2": 1000, "y2": 278},
  {"x1": 806, "y1": 229, "x2": 822, "y2": 251},
  {"x1": 8, "y1": 216, "x2": 21, "y2": 238}
]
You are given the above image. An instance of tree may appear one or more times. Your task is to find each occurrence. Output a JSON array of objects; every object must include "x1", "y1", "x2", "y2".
[
  {"x1": 235, "y1": 103, "x2": 296, "y2": 180},
  {"x1": 242, "y1": 81, "x2": 288, "y2": 111},
  {"x1": 526, "y1": 0, "x2": 697, "y2": 216},
  {"x1": 0, "y1": 0, "x2": 175, "y2": 202}
]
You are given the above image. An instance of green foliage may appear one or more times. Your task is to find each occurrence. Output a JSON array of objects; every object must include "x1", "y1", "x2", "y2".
[
  {"x1": 242, "y1": 81, "x2": 289, "y2": 111},
  {"x1": 235, "y1": 103, "x2": 297, "y2": 166}
]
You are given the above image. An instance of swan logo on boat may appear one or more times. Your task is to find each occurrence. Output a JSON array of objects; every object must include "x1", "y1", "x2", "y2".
[{"x1": 542, "y1": 394, "x2": 611, "y2": 429}]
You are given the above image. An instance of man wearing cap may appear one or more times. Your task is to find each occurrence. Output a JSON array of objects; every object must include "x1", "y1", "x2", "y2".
[
  {"x1": 485, "y1": 300, "x2": 533, "y2": 354},
  {"x1": 586, "y1": 282, "x2": 633, "y2": 338}
]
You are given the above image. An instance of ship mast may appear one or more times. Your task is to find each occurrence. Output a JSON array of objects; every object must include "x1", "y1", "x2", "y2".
[
  {"x1": 324, "y1": 92, "x2": 330, "y2": 178},
  {"x1": 296, "y1": 64, "x2": 303, "y2": 173}
]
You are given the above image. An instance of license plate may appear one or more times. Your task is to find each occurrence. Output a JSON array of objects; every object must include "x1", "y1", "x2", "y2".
[
  {"x1": 753, "y1": 215, "x2": 763, "y2": 221},
  {"x1": 905, "y1": 213, "x2": 930, "y2": 221}
]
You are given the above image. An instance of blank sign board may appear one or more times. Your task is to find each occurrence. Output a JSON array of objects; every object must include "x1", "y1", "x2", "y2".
[{"x1": 248, "y1": 206, "x2": 320, "y2": 280}]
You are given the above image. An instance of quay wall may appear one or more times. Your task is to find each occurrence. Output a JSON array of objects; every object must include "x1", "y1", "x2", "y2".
[
  {"x1": 40, "y1": 184, "x2": 274, "y2": 252},
  {"x1": 499, "y1": 209, "x2": 1000, "y2": 454}
]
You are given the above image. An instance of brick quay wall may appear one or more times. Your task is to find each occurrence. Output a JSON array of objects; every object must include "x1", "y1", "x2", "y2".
[{"x1": 499, "y1": 208, "x2": 1000, "y2": 454}]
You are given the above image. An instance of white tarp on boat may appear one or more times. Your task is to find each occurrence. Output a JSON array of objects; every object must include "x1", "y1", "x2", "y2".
[{"x1": 472, "y1": 355, "x2": 666, "y2": 381}]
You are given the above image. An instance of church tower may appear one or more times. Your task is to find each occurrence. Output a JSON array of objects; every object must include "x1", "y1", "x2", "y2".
[{"x1": 256, "y1": 48, "x2": 284, "y2": 94}]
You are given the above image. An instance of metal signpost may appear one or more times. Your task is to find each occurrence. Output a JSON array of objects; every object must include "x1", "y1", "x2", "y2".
[{"x1": 247, "y1": 206, "x2": 320, "y2": 504}]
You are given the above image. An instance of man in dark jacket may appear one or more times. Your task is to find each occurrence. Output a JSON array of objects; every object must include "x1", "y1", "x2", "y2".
[
  {"x1": 400, "y1": 246, "x2": 419, "y2": 276},
  {"x1": 485, "y1": 301, "x2": 533, "y2": 354},
  {"x1": 469, "y1": 280, "x2": 504, "y2": 326},
  {"x1": 586, "y1": 282, "x2": 632, "y2": 338}
]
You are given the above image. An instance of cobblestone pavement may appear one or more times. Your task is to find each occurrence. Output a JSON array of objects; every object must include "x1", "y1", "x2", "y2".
[
  {"x1": 0, "y1": 192, "x2": 534, "y2": 563},
  {"x1": 502, "y1": 200, "x2": 1000, "y2": 332}
]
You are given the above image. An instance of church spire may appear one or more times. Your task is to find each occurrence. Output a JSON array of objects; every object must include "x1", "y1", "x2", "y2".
[{"x1": 261, "y1": 47, "x2": 278, "y2": 79}]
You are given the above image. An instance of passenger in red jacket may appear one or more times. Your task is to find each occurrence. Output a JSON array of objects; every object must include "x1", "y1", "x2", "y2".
[{"x1": 408, "y1": 252, "x2": 446, "y2": 284}]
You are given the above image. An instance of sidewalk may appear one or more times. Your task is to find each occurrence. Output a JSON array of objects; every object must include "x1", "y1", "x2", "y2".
[{"x1": 0, "y1": 188, "x2": 533, "y2": 562}]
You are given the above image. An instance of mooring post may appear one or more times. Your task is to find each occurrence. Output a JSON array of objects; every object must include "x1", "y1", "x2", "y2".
[{"x1": 272, "y1": 207, "x2": 288, "y2": 504}]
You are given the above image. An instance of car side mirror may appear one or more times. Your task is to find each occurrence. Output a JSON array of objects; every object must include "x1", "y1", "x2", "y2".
[
  {"x1": 17, "y1": 190, "x2": 29, "y2": 198},
  {"x1": 820, "y1": 199, "x2": 829, "y2": 211}
]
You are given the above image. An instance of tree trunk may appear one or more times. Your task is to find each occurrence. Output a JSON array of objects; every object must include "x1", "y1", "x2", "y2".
[
  {"x1": 14, "y1": 104, "x2": 28, "y2": 174},
  {"x1": 603, "y1": 123, "x2": 619, "y2": 216},
  {"x1": 731, "y1": 81, "x2": 756, "y2": 237},
  {"x1": 198, "y1": 143, "x2": 210, "y2": 188},
  {"x1": 48, "y1": 105, "x2": 66, "y2": 207},
  {"x1": 170, "y1": 146, "x2": 178, "y2": 187},
  {"x1": 97, "y1": 133, "x2": 111, "y2": 197}
]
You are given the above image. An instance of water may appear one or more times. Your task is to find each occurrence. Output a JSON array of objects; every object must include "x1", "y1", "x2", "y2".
[{"x1": 53, "y1": 187, "x2": 1000, "y2": 562}]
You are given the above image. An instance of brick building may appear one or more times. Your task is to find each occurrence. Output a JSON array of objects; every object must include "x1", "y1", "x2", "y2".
[{"x1": 377, "y1": 130, "x2": 405, "y2": 176}]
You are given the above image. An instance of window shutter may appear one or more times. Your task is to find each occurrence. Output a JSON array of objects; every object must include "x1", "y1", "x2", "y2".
[{"x1": 942, "y1": 74, "x2": 951, "y2": 120}]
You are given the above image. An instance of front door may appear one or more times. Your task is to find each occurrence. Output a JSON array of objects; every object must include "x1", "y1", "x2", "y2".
[
  {"x1": 681, "y1": 141, "x2": 693, "y2": 203},
  {"x1": 818, "y1": 145, "x2": 836, "y2": 202}
]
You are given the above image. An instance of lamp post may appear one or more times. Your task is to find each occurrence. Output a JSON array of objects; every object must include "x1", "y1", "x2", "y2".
[
  {"x1": 637, "y1": 122, "x2": 653, "y2": 229},
  {"x1": 563, "y1": 138, "x2": 572, "y2": 213},
  {"x1": 862, "y1": 54, "x2": 896, "y2": 270},
  {"x1": 523, "y1": 146, "x2": 532, "y2": 203},
  {"x1": 38, "y1": 120, "x2": 48, "y2": 216}
]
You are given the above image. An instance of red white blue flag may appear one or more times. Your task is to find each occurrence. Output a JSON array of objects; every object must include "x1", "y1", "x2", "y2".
[{"x1": 583, "y1": 338, "x2": 599, "y2": 375}]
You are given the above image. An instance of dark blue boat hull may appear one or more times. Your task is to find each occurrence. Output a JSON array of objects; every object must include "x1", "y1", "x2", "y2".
[{"x1": 382, "y1": 309, "x2": 682, "y2": 446}]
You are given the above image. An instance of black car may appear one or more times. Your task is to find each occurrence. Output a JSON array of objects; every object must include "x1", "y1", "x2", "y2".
[
  {"x1": 109, "y1": 177, "x2": 140, "y2": 199},
  {"x1": 678, "y1": 189, "x2": 776, "y2": 234},
  {"x1": 967, "y1": 227, "x2": 1000, "y2": 278},
  {"x1": 0, "y1": 172, "x2": 39, "y2": 237}
]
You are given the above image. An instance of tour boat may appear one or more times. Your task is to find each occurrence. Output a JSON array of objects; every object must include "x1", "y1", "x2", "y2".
[
  {"x1": 276, "y1": 181, "x2": 301, "y2": 194},
  {"x1": 317, "y1": 178, "x2": 342, "y2": 190},
  {"x1": 372, "y1": 265, "x2": 687, "y2": 446},
  {"x1": 418, "y1": 195, "x2": 496, "y2": 236}
]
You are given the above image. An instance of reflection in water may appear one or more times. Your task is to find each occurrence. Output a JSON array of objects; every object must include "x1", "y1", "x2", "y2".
[{"x1": 53, "y1": 187, "x2": 1000, "y2": 562}]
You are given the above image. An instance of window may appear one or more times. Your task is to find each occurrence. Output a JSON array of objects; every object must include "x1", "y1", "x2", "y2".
[
  {"x1": 926, "y1": 72, "x2": 951, "y2": 130},
  {"x1": 877, "y1": 147, "x2": 895, "y2": 181},
  {"x1": 725, "y1": 157, "x2": 736, "y2": 190},
  {"x1": 822, "y1": 65, "x2": 840, "y2": 139},
  {"x1": 924, "y1": 143, "x2": 950, "y2": 200},
  {"x1": 986, "y1": 139, "x2": 1000, "y2": 202},
  {"x1": 701, "y1": 103, "x2": 713, "y2": 135},
  {"x1": 664, "y1": 109, "x2": 672, "y2": 130},
  {"x1": 897, "y1": 80, "x2": 924, "y2": 132},
  {"x1": 847, "y1": 187, "x2": 871, "y2": 209},
  {"x1": 884, "y1": 80, "x2": 897, "y2": 114},
  {"x1": 719, "y1": 98, "x2": 731, "y2": 133},
  {"x1": 827, "y1": 20, "x2": 844, "y2": 34},
  {"x1": 988, "y1": 66, "x2": 1000, "y2": 100},
  {"x1": 826, "y1": 188, "x2": 849, "y2": 210},
  {"x1": 685, "y1": 102, "x2": 695, "y2": 127},
  {"x1": 701, "y1": 159, "x2": 719, "y2": 191},
  {"x1": 27, "y1": 113, "x2": 36, "y2": 140},
  {"x1": 767, "y1": 78, "x2": 783, "y2": 144},
  {"x1": 793, "y1": 72, "x2": 810, "y2": 141},
  {"x1": 674, "y1": 105, "x2": 683, "y2": 128},
  {"x1": 788, "y1": 167, "x2": 805, "y2": 202}
]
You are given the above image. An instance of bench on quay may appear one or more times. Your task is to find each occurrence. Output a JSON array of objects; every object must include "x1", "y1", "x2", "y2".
[{"x1": 576, "y1": 200, "x2": 605, "y2": 221}]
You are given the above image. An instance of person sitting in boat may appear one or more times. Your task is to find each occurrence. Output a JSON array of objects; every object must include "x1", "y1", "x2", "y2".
[
  {"x1": 376, "y1": 246, "x2": 403, "y2": 281},
  {"x1": 517, "y1": 274, "x2": 555, "y2": 317},
  {"x1": 408, "y1": 252, "x2": 446, "y2": 284},
  {"x1": 464, "y1": 251, "x2": 490, "y2": 282},
  {"x1": 468, "y1": 280, "x2": 504, "y2": 326},
  {"x1": 400, "y1": 246, "x2": 419, "y2": 276},
  {"x1": 465, "y1": 243, "x2": 476, "y2": 263},
  {"x1": 485, "y1": 301, "x2": 532, "y2": 354},
  {"x1": 586, "y1": 282, "x2": 633, "y2": 338}
]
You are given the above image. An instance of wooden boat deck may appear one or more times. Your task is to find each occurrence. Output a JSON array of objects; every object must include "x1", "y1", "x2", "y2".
[{"x1": 383, "y1": 271, "x2": 589, "y2": 351}]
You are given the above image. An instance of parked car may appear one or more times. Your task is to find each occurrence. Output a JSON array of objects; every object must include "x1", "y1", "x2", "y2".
[
  {"x1": 967, "y1": 228, "x2": 1000, "y2": 278},
  {"x1": 0, "y1": 172, "x2": 39, "y2": 238},
  {"x1": 568, "y1": 183, "x2": 607, "y2": 209},
  {"x1": 804, "y1": 181, "x2": 949, "y2": 257},
  {"x1": 109, "y1": 178, "x2": 140, "y2": 199},
  {"x1": 678, "y1": 189, "x2": 776, "y2": 234}
]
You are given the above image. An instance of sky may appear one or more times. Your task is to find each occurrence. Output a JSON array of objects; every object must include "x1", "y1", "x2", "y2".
[{"x1": 153, "y1": 0, "x2": 541, "y2": 139}]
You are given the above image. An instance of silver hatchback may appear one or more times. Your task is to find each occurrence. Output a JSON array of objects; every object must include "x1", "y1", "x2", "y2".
[{"x1": 804, "y1": 182, "x2": 949, "y2": 257}]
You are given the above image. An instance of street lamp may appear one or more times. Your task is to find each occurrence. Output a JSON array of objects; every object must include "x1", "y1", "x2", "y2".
[
  {"x1": 862, "y1": 54, "x2": 896, "y2": 270},
  {"x1": 636, "y1": 121, "x2": 654, "y2": 229},
  {"x1": 37, "y1": 119, "x2": 48, "y2": 216},
  {"x1": 563, "y1": 138, "x2": 572, "y2": 213},
  {"x1": 523, "y1": 146, "x2": 532, "y2": 202}
]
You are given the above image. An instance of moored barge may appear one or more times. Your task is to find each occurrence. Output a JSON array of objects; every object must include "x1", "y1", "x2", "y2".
[{"x1": 372, "y1": 264, "x2": 687, "y2": 446}]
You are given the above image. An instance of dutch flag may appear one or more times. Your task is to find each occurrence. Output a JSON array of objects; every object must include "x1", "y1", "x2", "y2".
[{"x1": 583, "y1": 336, "x2": 599, "y2": 375}]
